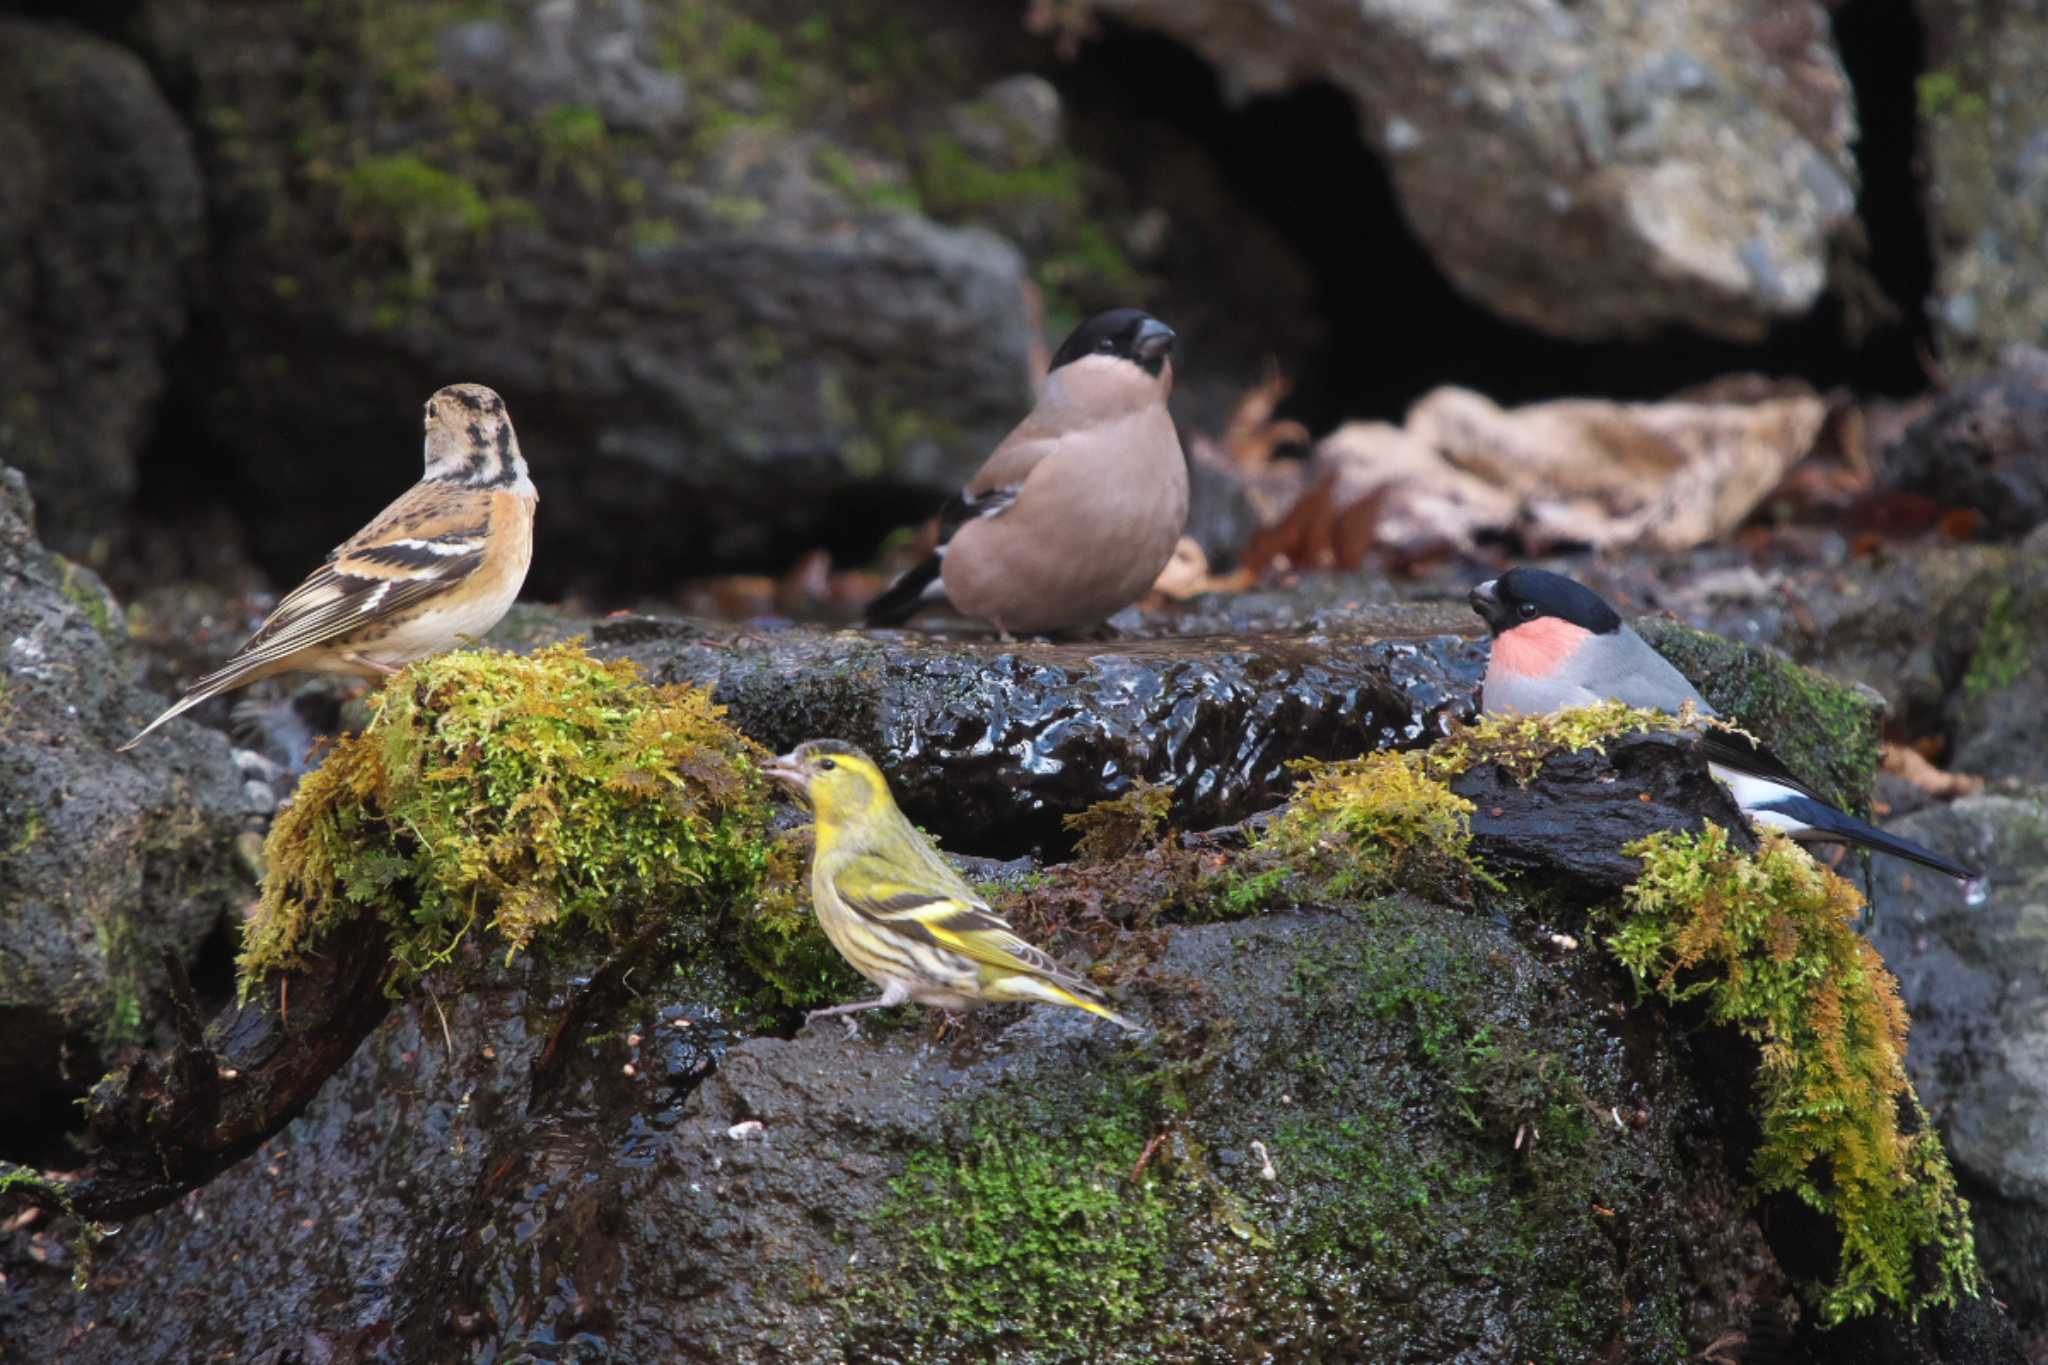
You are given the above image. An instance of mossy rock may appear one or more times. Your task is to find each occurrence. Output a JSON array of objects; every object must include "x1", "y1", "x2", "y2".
[
  {"x1": 1635, "y1": 615, "x2": 1883, "y2": 815},
  {"x1": 242, "y1": 641, "x2": 851, "y2": 1014}
]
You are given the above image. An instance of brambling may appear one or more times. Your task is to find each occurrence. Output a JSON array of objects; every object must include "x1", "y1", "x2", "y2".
[{"x1": 121, "y1": 383, "x2": 538, "y2": 751}]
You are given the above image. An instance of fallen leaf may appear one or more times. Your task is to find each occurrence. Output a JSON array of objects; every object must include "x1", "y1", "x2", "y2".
[
  {"x1": 1882, "y1": 743, "x2": 1984, "y2": 800},
  {"x1": 1220, "y1": 362, "x2": 1312, "y2": 473},
  {"x1": 1144, "y1": 537, "x2": 1253, "y2": 604}
]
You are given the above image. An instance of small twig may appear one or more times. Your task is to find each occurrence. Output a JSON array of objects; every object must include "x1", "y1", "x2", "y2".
[
  {"x1": 424, "y1": 985, "x2": 454, "y2": 1056},
  {"x1": 1129, "y1": 1130, "x2": 1168, "y2": 1183}
]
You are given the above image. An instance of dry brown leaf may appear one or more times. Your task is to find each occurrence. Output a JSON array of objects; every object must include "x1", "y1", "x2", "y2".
[
  {"x1": 1315, "y1": 420, "x2": 1519, "y2": 552},
  {"x1": 1145, "y1": 536, "x2": 1253, "y2": 604},
  {"x1": 1240, "y1": 473, "x2": 1385, "y2": 579},
  {"x1": 1220, "y1": 362, "x2": 1312, "y2": 473},
  {"x1": 1403, "y1": 384, "x2": 1827, "y2": 551},
  {"x1": 1882, "y1": 743, "x2": 1984, "y2": 800}
]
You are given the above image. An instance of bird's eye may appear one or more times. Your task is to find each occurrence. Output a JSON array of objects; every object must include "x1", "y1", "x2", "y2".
[
  {"x1": 818, "y1": 758, "x2": 837, "y2": 770},
  {"x1": 1096, "y1": 337, "x2": 1116, "y2": 352},
  {"x1": 1516, "y1": 603, "x2": 1538, "y2": 620}
]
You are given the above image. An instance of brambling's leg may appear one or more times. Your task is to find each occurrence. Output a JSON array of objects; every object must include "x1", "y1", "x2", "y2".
[{"x1": 341, "y1": 652, "x2": 403, "y2": 679}]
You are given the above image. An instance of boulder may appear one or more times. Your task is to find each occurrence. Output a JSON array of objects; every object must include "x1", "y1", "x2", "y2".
[
  {"x1": 0, "y1": 466, "x2": 246, "y2": 1148},
  {"x1": 3, "y1": 703, "x2": 2025, "y2": 1360},
  {"x1": 1917, "y1": 2, "x2": 2048, "y2": 375},
  {"x1": 0, "y1": 19, "x2": 203, "y2": 562},
  {"x1": 1881, "y1": 353, "x2": 2048, "y2": 540},
  {"x1": 1871, "y1": 794, "x2": 2048, "y2": 1338},
  {"x1": 132, "y1": 0, "x2": 1036, "y2": 593},
  {"x1": 1076, "y1": 0, "x2": 1859, "y2": 341}
]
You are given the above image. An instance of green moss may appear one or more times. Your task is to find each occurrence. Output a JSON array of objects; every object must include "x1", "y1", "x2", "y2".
[
  {"x1": 2, "y1": 807, "x2": 41, "y2": 861},
  {"x1": 874, "y1": 1086, "x2": 1173, "y2": 1351},
  {"x1": 1633, "y1": 618, "x2": 1882, "y2": 816},
  {"x1": 630, "y1": 217, "x2": 681, "y2": 251},
  {"x1": 535, "y1": 103, "x2": 611, "y2": 194},
  {"x1": 1426, "y1": 699, "x2": 1700, "y2": 783},
  {"x1": 811, "y1": 143, "x2": 922, "y2": 213},
  {"x1": 734, "y1": 829, "x2": 865, "y2": 1009},
  {"x1": 835, "y1": 395, "x2": 965, "y2": 482},
  {"x1": 339, "y1": 153, "x2": 495, "y2": 293},
  {"x1": 1063, "y1": 781, "x2": 1173, "y2": 864},
  {"x1": 92, "y1": 915, "x2": 145, "y2": 1052},
  {"x1": 914, "y1": 131, "x2": 1085, "y2": 217},
  {"x1": 1259, "y1": 902, "x2": 1681, "y2": 1360},
  {"x1": 51, "y1": 557, "x2": 118, "y2": 644},
  {"x1": 1917, "y1": 70, "x2": 1987, "y2": 121},
  {"x1": 1610, "y1": 825, "x2": 1981, "y2": 1322},
  {"x1": 1256, "y1": 751, "x2": 1492, "y2": 901},
  {"x1": 241, "y1": 642, "x2": 819, "y2": 1002},
  {"x1": 1963, "y1": 584, "x2": 2029, "y2": 697}
]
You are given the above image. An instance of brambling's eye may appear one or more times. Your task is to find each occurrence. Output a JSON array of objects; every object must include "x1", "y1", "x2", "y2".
[{"x1": 1516, "y1": 603, "x2": 1538, "y2": 620}]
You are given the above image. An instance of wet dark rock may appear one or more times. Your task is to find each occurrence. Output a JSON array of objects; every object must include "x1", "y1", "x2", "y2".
[
  {"x1": 0, "y1": 465, "x2": 246, "y2": 1153},
  {"x1": 1870, "y1": 794, "x2": 2048, "y2": 1339},
  {"x1": 1456, "y1": 730, "x2": 1757, "y2": 894},
  {"x1": 0, "y1": 906, "x2": 1790, "y2": 1362},
  {"x1": 0, "y1": 18, "x2": 203, "y2": 561},
  {"x1": 1882, "y1": 355, "x2": 2048, "y2": 538},
  {"x1": 596, "y1": 606, "x2": 1487, "y2": 856},
  {"x1": 1650, "y1": 535, "x2": 2048, "y2": 793},
  {"x1": 2, "y1": 677, "x2": 2023, "y2": 1360},
  {"x1": 1943, "y1": 536, "x2": 2048, "y2": 788}
]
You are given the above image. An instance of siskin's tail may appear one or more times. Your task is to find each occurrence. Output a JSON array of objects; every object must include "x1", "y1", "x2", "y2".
[{"x1": 993, "y1": 972, "x2": 1145, "y2": 1033}]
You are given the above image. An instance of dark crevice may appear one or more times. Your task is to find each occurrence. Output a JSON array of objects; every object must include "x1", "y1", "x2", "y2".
[
  {"x1": 1829, "y1": 0, "x2": 1938, "y2": 382},
  {"x1": 186, "y1": 915, "x2": 240, "y2": 1023}
]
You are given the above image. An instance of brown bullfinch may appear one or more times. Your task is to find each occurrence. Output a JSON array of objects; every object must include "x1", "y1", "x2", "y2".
[
  {"x1": 1470, "y1": 567, "x2": 1978, "y2": 881},
  {"x1": 864, "y1": 308, "x2": 1189, "y2": 637},
  {"x1": 121, "y1": 384, "x2": 538, "y2": 751}
]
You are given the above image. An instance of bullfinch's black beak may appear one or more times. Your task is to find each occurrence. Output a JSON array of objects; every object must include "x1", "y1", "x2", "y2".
[
  {"x1": 1468, "y1": 579, "x2": 1508, "y2": 634},
  {"x1": 1132, "y1": 318, "x2": 1176, "y2": 367}
]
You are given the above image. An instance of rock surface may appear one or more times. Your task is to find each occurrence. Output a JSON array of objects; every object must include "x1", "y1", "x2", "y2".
[
  {"x1": 1917, "y1": 1, "x2": 2048, "y2": 375},
  {"x1": 131, "y1": 0, "x2": 1037, "y2": 592},
  {"x1": 595, "y1": 606, "x2": 1486, "y2": 856},
  {"x1": 1882, "y1": 353, "x2": 2048, "y2": 540},
  {"x1": 0, "y1": 465, "x2": 246, "y2": 1153},
  {"x1": 0, "y1": 589, "x2": 2025, "y2": 1361},
  {"x1": 1873, "y1": 794, "x2": 2048, "y2": 1336},
  {"x1": 4, "y1": 718, "x2": 2027, "y2": 1361},
  {"x1": 1077, "y1": 0, "x2": 1859, "y2": 341},
  {"x1": 0, "y1": 18, "x2": 203, "y2": 561}
]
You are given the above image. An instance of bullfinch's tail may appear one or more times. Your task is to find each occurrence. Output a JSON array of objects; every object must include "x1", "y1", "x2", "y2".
[
  {"x1": 864, "y1": 555, "x2": 943, "y2": 626},
  {"x1": 1756, "y1": 792, "x2": 1979, "y2": 882}
]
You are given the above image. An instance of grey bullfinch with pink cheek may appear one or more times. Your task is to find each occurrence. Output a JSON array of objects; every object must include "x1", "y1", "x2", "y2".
[{"x1": 1469, "y1": 568, "x2": 1978, "y2": 882}]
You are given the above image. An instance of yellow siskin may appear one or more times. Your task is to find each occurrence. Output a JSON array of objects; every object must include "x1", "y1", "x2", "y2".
[{"x1": 763, "y1": 739, "x2": 1140, "y2": 1033}]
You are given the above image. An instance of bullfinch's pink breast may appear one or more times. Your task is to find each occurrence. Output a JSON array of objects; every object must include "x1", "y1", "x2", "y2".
[{"x1": 1488, "y1": 617, "x2": 1593, "y2": 680}]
